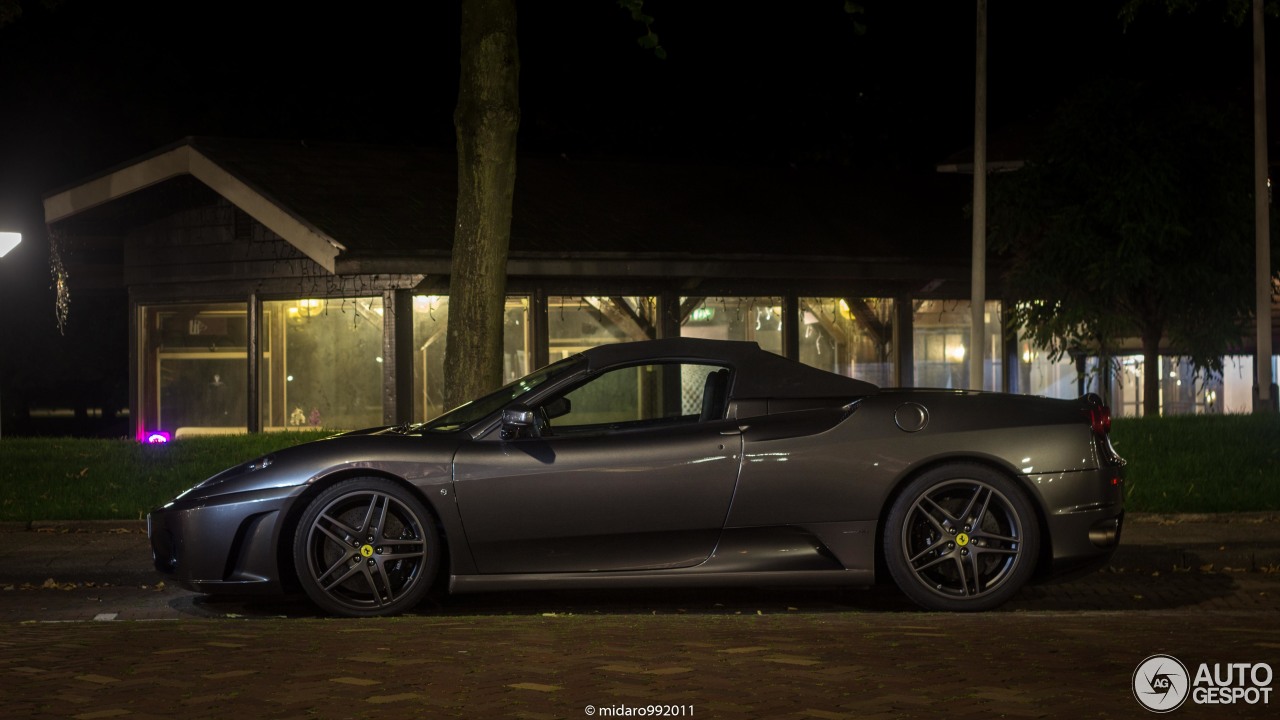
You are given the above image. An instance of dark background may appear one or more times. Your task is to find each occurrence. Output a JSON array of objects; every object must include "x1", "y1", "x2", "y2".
[{"x1": 0, "y1": 0, "x2": 1260, "y2": 435}]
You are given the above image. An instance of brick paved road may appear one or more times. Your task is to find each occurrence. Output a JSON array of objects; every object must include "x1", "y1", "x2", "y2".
[
  {"x1": 2, "y1": 570, "x2": 1278, "y2": 719},
  {"x1": 1, "y1": 518, "x2": 1277, "y2": 718},
  {"x1": 2, "y1": 607, "x2": 1277, "y2": 719}
]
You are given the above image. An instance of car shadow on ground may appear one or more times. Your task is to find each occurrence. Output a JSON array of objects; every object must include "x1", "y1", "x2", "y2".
[
  {"x1": 1014, "y1": 568, "x2": 1258, "y2": 611},
  {"x1": 174, "y1": 569, "x2": 1263, "y2": 619}
]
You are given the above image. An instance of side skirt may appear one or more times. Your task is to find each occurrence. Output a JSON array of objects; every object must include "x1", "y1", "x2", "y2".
[{"x1": 448, "y1": 568, "x2": 874, "y2": 594}]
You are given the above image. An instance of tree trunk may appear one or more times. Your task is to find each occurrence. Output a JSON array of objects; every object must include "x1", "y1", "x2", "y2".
[
  {"x1": 445, "y1": 0, "x2": 520, "y2": 410},
  {"x1": 1141, "y1": 324, "x2": 1161, "y2": 417}
]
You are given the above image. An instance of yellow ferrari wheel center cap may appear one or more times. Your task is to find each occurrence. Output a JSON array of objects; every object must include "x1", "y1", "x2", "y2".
[
  {"x1": 956, "y1": 533, "x2": 970, "y2": 547},
  {"x1": 360, "y1": 544, "x2": 375, "y2": 558}
]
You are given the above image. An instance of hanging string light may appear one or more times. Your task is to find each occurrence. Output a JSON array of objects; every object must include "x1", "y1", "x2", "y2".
[{"x1": 48, "y1": 227, "x2": 71, "y2": 335}]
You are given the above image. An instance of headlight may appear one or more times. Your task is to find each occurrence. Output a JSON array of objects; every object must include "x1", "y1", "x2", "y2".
[{"x1": 165, "y1": 455, "x2": 275, "y2": 506}]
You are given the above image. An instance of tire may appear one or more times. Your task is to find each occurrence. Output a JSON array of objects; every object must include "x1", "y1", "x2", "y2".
[
  {"x1": 292, "y1": 477, "x2": 440, "y2": 617},
  {"x1": 884, "y1": 464, "x2": 1040, "y2": 612}
]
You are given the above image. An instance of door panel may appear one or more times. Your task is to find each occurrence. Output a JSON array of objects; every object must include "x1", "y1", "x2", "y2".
[{"x1": 454, "y1": 422, "x2": 743, "y2": 573}]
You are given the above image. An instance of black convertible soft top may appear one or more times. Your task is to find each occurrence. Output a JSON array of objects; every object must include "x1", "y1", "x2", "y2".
[{"x1": 580, "y1": 338, "x2": 879, "y2": 400}]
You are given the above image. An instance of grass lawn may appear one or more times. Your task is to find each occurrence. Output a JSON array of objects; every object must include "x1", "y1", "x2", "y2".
[
  {"x1": 0, "y1": 431, "x2": 332, "y2": 522},
  {"x1": 0, "y1": 414, "x2": 1276, "y2": 522},
  {"x1": 1108, "y1": 413, "x2": 1280, "y2": 513}
]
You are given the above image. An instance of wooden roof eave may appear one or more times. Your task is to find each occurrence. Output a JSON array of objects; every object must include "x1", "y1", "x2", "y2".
[{"x1": 42, "y1": 142, "x2": 345, "y2": 273}]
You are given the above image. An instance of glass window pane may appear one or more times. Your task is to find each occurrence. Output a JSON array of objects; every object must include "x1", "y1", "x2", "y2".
[
  {"x1": 548, "y1": 296, "x2": 657, "y2": 360},
  {"x1": 1111, "y1": 355, "x2": 1144, "y2": 417},
  {"x1": 1219, "y1": 355, "x2": 1278, "y2": 414},
  {"x1": 138, "y1": 302, "x2": 248, "y2": 438},
  {"x1": 263, "y1": 297, "x2": 383, "y2": 430},
  {"x1": 412, "y1": 296, "x2": 531, "y2": 422},
  {"x1": 798, "y1": 297, "x2": 894, "y2": 385},
  {"x1": 679, "y1": 296, "x2": 783, "y2": 356},
  {"x1": 912, "y1": 300, "x2": 1002, "y2": 390},
  {"x1": 544, "y1": 362, "x2": 727, "y2": 434},
  {"x1": 1222, "y1": 355, "x2": 1261, "y2": 414},
  {"x1": 1160, "y1": 357, "x2": 1222, "y2": 415},
  {"x1": 1075, "y1": 354, "x2": 1260, "y2": 416},
  {"x1": 1014, "y1": 333, "x2": 1079, "y2": 400}
]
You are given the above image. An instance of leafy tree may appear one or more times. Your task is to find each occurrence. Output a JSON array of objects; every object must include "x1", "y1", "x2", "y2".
[
  {"x1": 1123, "y1": 0, "x2": 1280, "y2": 419},
  {"x1": 991, "y1": 79, "x2": 1259, "y2": 416},
  {"x1": 0, "y1": 0, "x2": 61, "y2": 28},
  {"x1": 1120, "y1": 0, "x2": 1275, "y2": 25}
]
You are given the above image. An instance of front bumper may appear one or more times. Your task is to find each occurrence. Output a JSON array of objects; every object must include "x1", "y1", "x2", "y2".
[{"x1": 147, "y1": 485, "x2": 299, "y2": 594}]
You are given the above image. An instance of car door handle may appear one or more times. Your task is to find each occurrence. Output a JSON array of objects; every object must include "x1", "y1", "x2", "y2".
[{"x1": 720, "y1": 425, "x2": 749, "y2": 435}]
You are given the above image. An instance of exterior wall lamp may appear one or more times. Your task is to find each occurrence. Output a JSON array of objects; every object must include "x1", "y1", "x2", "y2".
[{"x1": 0, "y1": 231, "x2": 19, "y2": 257}]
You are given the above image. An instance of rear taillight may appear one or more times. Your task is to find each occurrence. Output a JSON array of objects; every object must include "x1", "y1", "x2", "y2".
[
  {"x1": 1083, "y1": 402, "x2": 1111, "y2": 435},
  {"x1": 1082, "y1": 395, "x2": 1122, "y2": 466}
]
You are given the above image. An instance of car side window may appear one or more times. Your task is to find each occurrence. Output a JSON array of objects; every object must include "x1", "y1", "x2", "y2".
[{"x1": 538, "y1": 362, "x2": 730, "y2": 436}]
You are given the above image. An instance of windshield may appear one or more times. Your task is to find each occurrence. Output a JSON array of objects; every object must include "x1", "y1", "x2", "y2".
[{"x1": 416, "y1": 356, "x2": 585, "y2": 433}]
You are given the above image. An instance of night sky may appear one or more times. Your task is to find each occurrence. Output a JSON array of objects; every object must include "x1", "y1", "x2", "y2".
[{"x1": 0, "y1": 0, "x2": 1263, "y2": 430}]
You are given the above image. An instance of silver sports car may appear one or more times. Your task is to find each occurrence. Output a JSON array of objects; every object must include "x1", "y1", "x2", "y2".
[{"x1": 148, "y1": 338, "x2": 1125, "y2": 616}]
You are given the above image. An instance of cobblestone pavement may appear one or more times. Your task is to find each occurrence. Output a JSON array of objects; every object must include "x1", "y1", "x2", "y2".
[
  {"x1": 0, "y1": 516, "x2": 1277, "y2": 718},
  {"x1": 2, "y1": 608, "x2": 1278, "y2": 719}
]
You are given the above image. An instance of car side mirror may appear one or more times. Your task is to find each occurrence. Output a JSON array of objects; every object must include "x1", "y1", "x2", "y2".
[{"x1": 501, "y1": 404, "x2": 535, "y2": 440}]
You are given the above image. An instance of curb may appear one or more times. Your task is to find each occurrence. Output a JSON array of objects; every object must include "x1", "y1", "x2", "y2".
[
  {"x1": 1125, "y1": 512, "x2": 1280, "y2": 524},
  {"x1": 0, "y1": 519, "x2": 147, "y2": 533}
]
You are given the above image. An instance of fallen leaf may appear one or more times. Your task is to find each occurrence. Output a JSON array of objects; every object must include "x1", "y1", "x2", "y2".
[{"x1": 41, "y1": 578, "x2": 77, "y2": 591}]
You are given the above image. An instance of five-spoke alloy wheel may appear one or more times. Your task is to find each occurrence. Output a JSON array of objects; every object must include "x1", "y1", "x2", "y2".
[
  {"x1": 885, "y1": 464, "x2": 1039, "y2": 611},
  {"x1": 293, "y1": 477, "x2": 439, "y2": 617}
]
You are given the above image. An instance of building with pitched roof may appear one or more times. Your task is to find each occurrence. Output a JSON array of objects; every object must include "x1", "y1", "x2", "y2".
[{"x1": 44, "y1": 137, "x2": 1256, "y2": 438}]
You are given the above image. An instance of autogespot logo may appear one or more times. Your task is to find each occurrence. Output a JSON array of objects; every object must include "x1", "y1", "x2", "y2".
[{"x1": 1134, "y1": 654, "x2": 1190, "y2": 713}]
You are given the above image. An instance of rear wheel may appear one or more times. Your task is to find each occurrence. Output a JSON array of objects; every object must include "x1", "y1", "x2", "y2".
[
  {"x1": 293, "y1": 477, "x2": 439, "y2": 617},
  {"x1": 885, "y1": 464, "x2": 1039, "y2": 611}
]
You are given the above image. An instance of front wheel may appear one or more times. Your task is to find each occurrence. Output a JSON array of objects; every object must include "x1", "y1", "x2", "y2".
[
  {"x1": 293, "y1": 477, "x2": 439, "y2": 617},
  {"x1": 884, "y1": 464, "x2": 1040, "y2": 612}
]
